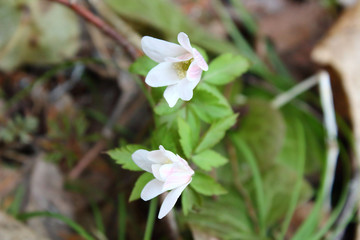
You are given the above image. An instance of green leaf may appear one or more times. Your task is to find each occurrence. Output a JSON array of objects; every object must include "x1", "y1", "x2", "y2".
[
  {"x1": 151, "y1": 124, "x2": 178, "y2": 153},
  {"x1": 129, "y1": 55, "x2": 157, "y2": 77},
  {"x1": 177, "y1": 117, "x2": 193, "y2": 158},
  {"x1": 280, "y1": 107, "x2": 326, "y2": 174},
  {"x1": 203, "y1": 53, "x2": 249, "y2": 85},
  {"x1": 129, "y1": 172, "x2": 153, "y2": 202},
  {"x1": 186, "y1": 188, "x2": 255, "y2": 239},
  {"x1": 192, "y1": 149, "x2": 228, "y2": 171},
  {"x1": 190, "y1": 172, "x2": 227, "y2": 196},
  {"x1": 154, "y1": 98, "x2": 182, "y2": 116},
  {"x1": 195, "y1": 114, "x2": 237, "y2": 153},
  {"x1": 246, "y1": 164, "x2": 312, "y2": 226},
  {"x1": 107, "y1": 145, "x2": 144, "y2": 171},
  {"x1": 186, "y1": 107, "x2": 200, "y2": 147},
  {"x1": 181, "y1": 187, "x2": 202, "y2": 216},
  {"x1": 190, "y1": 83, "x2": 233, "y2": 123},
  {"x1": 236, "y1": 99, "x2": 285, "y2": 169},
  {"x1": 104, "y1": 0, "x2": 237, "y2": 55}
]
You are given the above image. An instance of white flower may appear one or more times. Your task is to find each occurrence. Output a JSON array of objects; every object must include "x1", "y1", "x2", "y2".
[
  {"x1": 132, "y1": 145, "x2": 194, "y2": 219},
  {"x1": 141, "y1": 32, "x2": 209, "y2": 107}
]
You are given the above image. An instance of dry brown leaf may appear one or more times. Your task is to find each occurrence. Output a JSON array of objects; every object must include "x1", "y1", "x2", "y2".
[
  {"x1": 0, "y1": 211, "x2": 49, "y2": 240},
  {"x1": 25, "y1": 153, "x2": 74, "y2": 239},
  {"x1": 0, "y1": 167, "x2": 21, "y2": 200},
  {"x1": 312, "y1": 2, "x2": 360, "y2": 154},
  {"x1": 311, "y1": 3, "x2": 360, "y2": 238}
]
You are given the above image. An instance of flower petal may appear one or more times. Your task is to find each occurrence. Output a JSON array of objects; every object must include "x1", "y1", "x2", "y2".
[
  {"x1": 141, "y1": 36, "x2": 187, "y2": 63},
  {"x1": 176, "y1": 78, "x2": 200, "y2": 101},
  {"x1": 148, "y1": 148, "x2": 172, "y2": 164},
  {"x1": 177, "y1": 32, "x2": 193, "y2": 53},
  {"x1": 162, "y1": 170, "x2": 192, "y2": 191},
  {"x1": 165, "y1": 53, "x2": 193, "y2": 62},
  {"x1": 160, "y1": 146, "x2": 180, "y2": 163},
  {"x1": 145, "y1": 62, "x2": 181, "y2": 87},
  {"x1": 132, "y1": 149, "x2": 152, "y2": 173},
  {"x1": 186, "y1": 61, "x2": 202, "y2": 81},
  {"x1": 193, "y1": 48, "x2": 208, "y2": 71},
  {"x1": 158, "y1": 181, "x2": 191, "y2": 219},
  {"x1": 151, "y1": 164, "x2": 163, "y2": 181},
  {"x1": 163, "y1": 84, "x2": 180, "y2": 108},
  {"x1": 141, "y1": 179, "x2": 166, "y2": 201},
  {"x1": 152, "y1": 163, "x2": 173, "y2": 181}
]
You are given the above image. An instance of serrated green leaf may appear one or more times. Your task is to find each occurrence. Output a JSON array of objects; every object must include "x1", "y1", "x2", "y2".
[
  {"x1": 192, "y1": 149, "x2": 228, "y2": 171},
  {"x1": 203, "y1": 53, "x2": 249, "y2": 85},
  {"x1": 129, "y1": 55, "x2": 157, "y2": 77},
  {"x1": 190, "y1": 172, "x2": 227, "y2": 196},
  {"x1": 151, "y1": 124, "x2": 178, "y2": 152},
  {"x1": 186, "y1": 188, "x2": 254, "y2": 239},
  {"x1": 129, "y1": 172, "x2": 153, "y2": 202},
  {"x1": 190, "y1": 83, "x2": 233, "y2": 123},
  {"x1": 107, "y1": 145, "x2": 144, "y2": 171},
  {"x1": 154, "y1": 98, "x2": 182, "y2": 116},
  {"x1": 195, "y1": 114, "x2": 237, "y2": 153},
  {"x1": 178, "y1": 117, "x2": 192, "y2": 158},
  {"x1": 186, "y1": 107, "x2": 200, "y2": 147},
  {"x1": 237, "y1": 99, "x2": 285, "y2": 169},
  {"x1": 181, "y1": 187, "x2": 202, "y2": 216}
]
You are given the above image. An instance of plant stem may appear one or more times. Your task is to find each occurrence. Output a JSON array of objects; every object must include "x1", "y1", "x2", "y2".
[
  {"x1": 144, "y1": 198, "x2": 158, "y2": 240},
  {"x1": 118, "y1": 193, "x2": 126, "y2": 240},
  {"x1": 49, "y1": 0, "x2": 141, "y2": 60}
]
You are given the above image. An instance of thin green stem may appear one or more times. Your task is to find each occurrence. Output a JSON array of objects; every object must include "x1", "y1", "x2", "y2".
[
  {"x1": 143, "y1": 198, "x2": 158, "y2": 240},
  {"x1": 118, "y1": 193, "x2": 127, "y2": 240},
  {"x1": 91, "y1": 203, "x2": 105, "y2": 235},
  {"x1": 133, "y1": 75, "x2": 155, "y2": 107},
  {"x1": 230, "y1": 135, "x2": 266, "y2": 237},
  {"x1": 278, "y1": 120, "x2": 306, "y2": 240}
]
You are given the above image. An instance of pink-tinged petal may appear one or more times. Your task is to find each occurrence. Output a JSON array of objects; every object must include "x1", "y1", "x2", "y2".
[
  {"x1": 162, "y1": 171, "x2": 192, "y2": 191},
  {"x1": 177, "y1": 157, "x2": 195, "y2": 174},
  {"x1": 193, "y1": 48, "x2": 208, "y2": 71},
  {"x1": 132, "y1": 149, "x2": 152, "y2": 173},
  {"x1": 164, "y1": 84, "x2": 180, "y2": 108},
  {"x1": 165, "y1": 53, "x2": 193, "y2": 62},
  {"x1": 145, "y1": 62, "x2": 181, "y2": 87},
  {"x1": 158, "y1": 181, "x2": 191, "y2": 219},
  {"x1": 141, "y1": 179, "x2": 166, "y2": 201},
  {"x1": 148, "y1": 150, "x2": 170, "y2": 164},
  {"x1": 177, "y1": 32, "x2": 193, "y2": 53},
  {"x1": 186, "y1": 61, "x2": 202, "y2": 81},
  {"x1": 141, "y1": 36, "x2": 187, "y2": 63},
  {"x1": 158, "y1": 164, "x2": 174, "y2": 180},
  {"x1": 176, "y1": 78, "x2": 200, "y2": 101}
]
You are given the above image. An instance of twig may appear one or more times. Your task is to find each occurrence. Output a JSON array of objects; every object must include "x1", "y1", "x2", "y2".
[
  {"x1": 68, "y1": 139, "x2": 107, "y2": 179},
  {"x1": 272, "y1": 71, "x2": 340, "y2": 212},
  {"x1": 68, "y1": 71, "x2": 138, "y2": 179},
  {"x1": 48, "y1": 0, "x2": 141, "y2": 60},
  {"x1": 271, "y1": 74, "x2": 318, "y2": 109}
]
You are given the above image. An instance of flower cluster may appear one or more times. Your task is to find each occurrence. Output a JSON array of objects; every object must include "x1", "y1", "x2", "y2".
[
  {"x1": 132, "y1": 145, "x2": 194, "y2": 219},
  {"x1": 141, "y1": 32, "x2": 208, "y2": 107},
  {"x1": 132, "y1": 32, "x2": 206, "y2": 219}
]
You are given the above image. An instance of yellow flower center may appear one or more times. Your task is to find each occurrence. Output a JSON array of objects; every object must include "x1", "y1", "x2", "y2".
[{"x1": 173, "y1": 59, "x2": 193, "y2": 79}]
